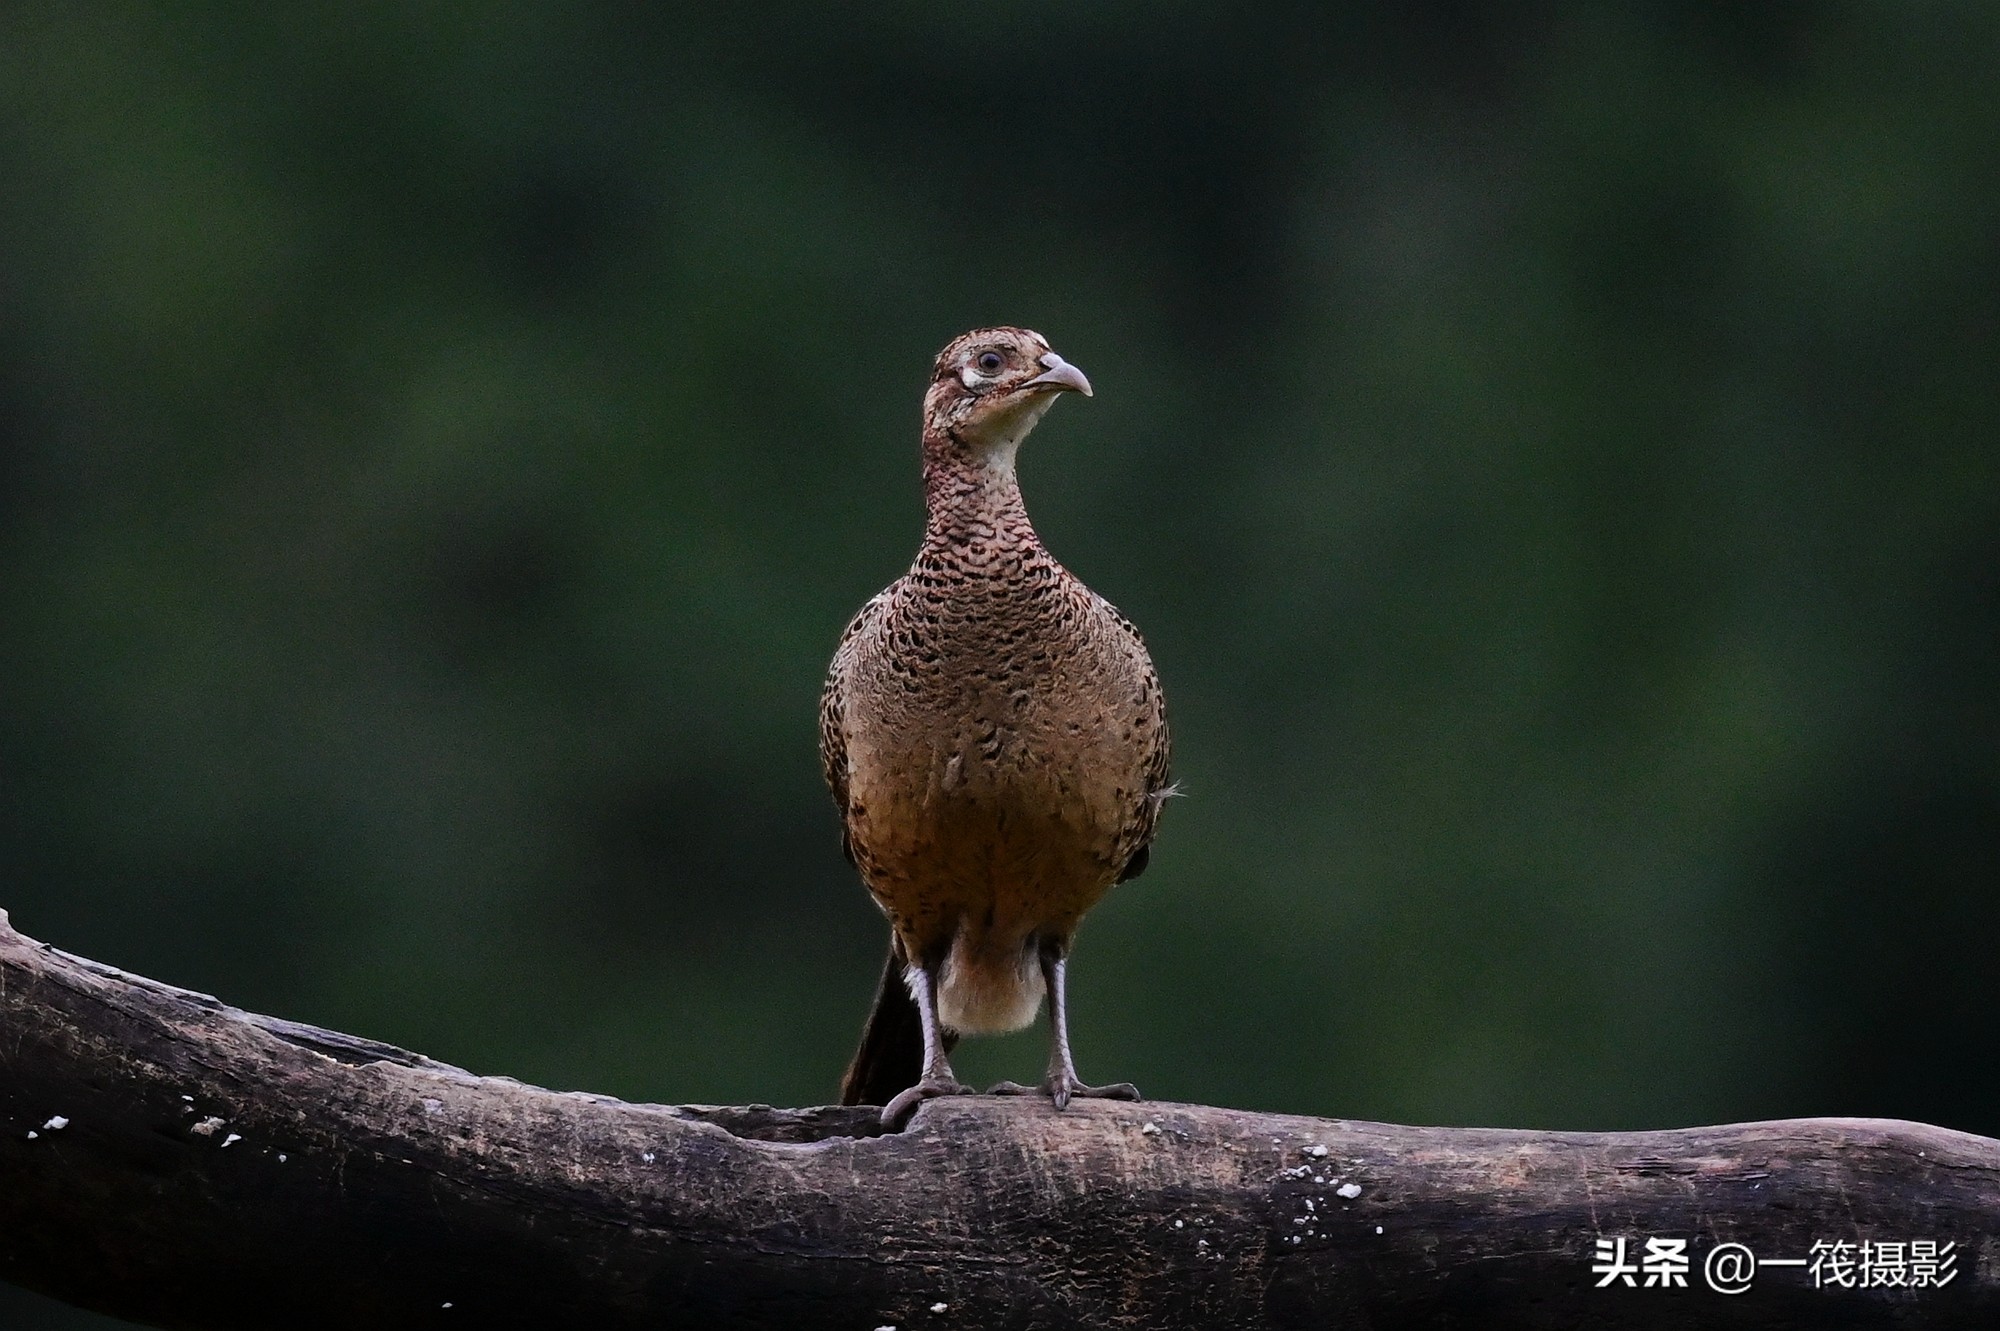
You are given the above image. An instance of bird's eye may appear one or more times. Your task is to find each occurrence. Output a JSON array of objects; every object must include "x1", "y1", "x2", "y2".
[{"x1": 975, "y1": 350, "x2": 1006, "y2": 375}]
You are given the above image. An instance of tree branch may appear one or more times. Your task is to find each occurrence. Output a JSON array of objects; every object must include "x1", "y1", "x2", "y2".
[{"x1": 1, "y1": 909, "x2": 1994, "y2": 1330}]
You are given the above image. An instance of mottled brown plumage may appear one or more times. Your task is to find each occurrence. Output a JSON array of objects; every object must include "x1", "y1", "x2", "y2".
[{"x1": 821, "y1": 327, "x2": 1172, "y2": 1125}]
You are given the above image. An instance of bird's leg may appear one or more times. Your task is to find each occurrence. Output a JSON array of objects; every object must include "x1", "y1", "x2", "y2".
[
  {"x1": 880, "y1": 960, "x2": 972, "y2": 1127},
  {"x1": 991, "y1": 941, "x2": 1140, "y2": 1110},
  {"x1": 1037, "y1": 946, "x2": 1142, "y2": 1109}
]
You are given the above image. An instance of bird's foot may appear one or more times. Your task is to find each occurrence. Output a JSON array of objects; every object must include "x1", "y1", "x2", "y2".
[
  {"x1": 988, "y1": 1076, "x2": 1142, "y2": 1112},
  {"x1": 881, "y1": 1074, "x2": 974, "y2": 1128}
]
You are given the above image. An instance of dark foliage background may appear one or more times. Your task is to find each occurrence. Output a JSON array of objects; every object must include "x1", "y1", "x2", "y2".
[{"x1": 3, "y1": 3, "x2": 1995, "y2": 1325}]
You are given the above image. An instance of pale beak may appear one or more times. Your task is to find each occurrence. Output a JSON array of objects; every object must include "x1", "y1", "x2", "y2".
[{"x1": 1021, "y1": 352, "x2": 1093, "y2": 397}]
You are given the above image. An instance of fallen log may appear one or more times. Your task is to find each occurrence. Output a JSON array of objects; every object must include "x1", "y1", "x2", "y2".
[{"x1": 1, "y1": 909, "x2": 1994, "y2": 1329}]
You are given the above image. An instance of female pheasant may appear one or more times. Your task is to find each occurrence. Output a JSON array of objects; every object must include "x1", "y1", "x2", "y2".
[{"x1": 821, "y1": 327, "x2": 1172, "y2": 1126}]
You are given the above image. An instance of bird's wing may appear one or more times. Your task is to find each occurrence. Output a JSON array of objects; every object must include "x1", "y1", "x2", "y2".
[
  {"x1": 1103, "y1": 600, "x2": 1174, "y2": 884},
  {"x1": 819, "y1": 585, "x2": 897, "y2": 863}
]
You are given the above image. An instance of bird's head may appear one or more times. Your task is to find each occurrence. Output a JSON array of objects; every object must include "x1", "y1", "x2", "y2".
[{"x1": 922, "y1": 326, "x2": 1092, "y2": 469}]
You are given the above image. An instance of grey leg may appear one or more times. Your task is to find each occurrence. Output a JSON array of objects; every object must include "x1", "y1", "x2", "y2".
[
  {"x1": 991, "y1": 943, "x2": 1141, "y2": 1111},
  {"x1": 881, "y1": 960, "x2": 972, "y2": 1127}
]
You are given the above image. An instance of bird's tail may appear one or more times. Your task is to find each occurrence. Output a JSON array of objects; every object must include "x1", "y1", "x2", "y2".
[{"x1": 840, "y1": 948, "x2": 951, "y2": 1107}]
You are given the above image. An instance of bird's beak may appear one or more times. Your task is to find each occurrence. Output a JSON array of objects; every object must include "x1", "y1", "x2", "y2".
[{"x1": 1021, "y1": 352, "x2": 1093, "y2": 397}]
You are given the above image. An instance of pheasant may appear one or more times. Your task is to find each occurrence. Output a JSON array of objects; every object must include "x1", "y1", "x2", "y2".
[{"x1": 821, "y1": 326, "x2": 1172, "y2": 1126}]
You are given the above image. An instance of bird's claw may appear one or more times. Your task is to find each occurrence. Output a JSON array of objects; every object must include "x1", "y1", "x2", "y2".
[
  {"x1": 988, "y1": 1077, "x2": 1142, "y2": 1112},
  {"x1": 1057, "y1": 1078, "x2": 1142, "y2": 1111},
  {"x1": 881, "y1": 1074, "x2": 974, "y2": 1128}
]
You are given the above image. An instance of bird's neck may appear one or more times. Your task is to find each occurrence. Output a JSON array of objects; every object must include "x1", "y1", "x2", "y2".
[{"x1": 919, "y1": 442, "x2": 1041, "y2": 561}]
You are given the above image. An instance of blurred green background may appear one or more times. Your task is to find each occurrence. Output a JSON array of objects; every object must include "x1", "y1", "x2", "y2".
[{"x1": 3, "y1": 2, "x2": 1996, "y2": 1324}]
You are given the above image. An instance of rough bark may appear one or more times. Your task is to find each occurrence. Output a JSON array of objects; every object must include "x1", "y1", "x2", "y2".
[{"x1": 1, "y1": 910, "x2": 1994, "y2": 1330}]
